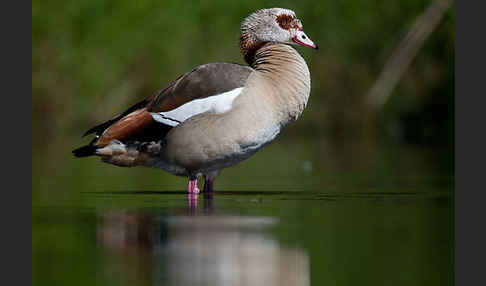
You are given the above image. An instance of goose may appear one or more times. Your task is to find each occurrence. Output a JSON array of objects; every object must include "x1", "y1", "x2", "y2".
[{"x1": 73, "y1": 8, "x2": 317, "y2": 194}]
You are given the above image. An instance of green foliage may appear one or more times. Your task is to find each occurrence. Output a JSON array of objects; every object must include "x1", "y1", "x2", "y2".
[
  {"x1": 32, "y1": 0, "x2": 455, "y2": 203},
  {"x1": 32, "y1": 0, "x2": 454, "y2": 146}
]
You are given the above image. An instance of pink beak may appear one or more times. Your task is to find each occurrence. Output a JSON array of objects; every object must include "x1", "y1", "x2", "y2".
[{"x1": 292, "y1": 31, "x2": 318, "y2": 49}]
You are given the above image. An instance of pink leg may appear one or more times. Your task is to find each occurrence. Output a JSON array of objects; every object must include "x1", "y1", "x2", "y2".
[{"x1": 187, "y1": 177, "x2": 200, "y2": 194}]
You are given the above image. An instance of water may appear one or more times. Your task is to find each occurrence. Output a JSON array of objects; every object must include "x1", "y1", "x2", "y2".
[{"x1": 32, "y1": 138, "x2": 454, "y2": 286}]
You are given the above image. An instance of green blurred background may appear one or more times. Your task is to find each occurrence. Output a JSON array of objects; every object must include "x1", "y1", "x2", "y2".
[
  {"x1": 33, "y1": 1, "x2": 454, "y2": 285},
  {"x1": 32, "y1": 0, "x2": 454, "y2": 200}
]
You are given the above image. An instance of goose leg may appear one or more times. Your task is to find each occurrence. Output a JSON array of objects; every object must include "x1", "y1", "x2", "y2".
[
  {"x1": 202, "y1": 170, "x2": 219, "y2": 193},
  {"x1": 202, "y1": 177, "x2": 214, "y2": 193},
  {"x1": 187, "y1": 177, "x2": 200, "y2": 194}
]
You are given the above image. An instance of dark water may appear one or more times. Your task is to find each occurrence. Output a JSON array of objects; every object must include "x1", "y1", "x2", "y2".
[{"x1": 32, "y1": 139, "x2": 453, "y2": 286}]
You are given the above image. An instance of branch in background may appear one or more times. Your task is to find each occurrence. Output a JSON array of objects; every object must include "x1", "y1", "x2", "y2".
[{"x1": 366, "y1": 0, "x2": 453, "y2": 111}]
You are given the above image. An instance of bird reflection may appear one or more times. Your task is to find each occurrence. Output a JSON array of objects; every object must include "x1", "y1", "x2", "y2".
[
  {"x1": 96, "y1": 194, "x2": 309, "y2": 286},
  {"x1": 188, "y1": 193, "x2": 198, "y2": 215}
]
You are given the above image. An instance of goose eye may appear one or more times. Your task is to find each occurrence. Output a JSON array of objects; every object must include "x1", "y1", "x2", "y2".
[{"x1": 302, "y1": 35, "x2": 306, "y2": 40}]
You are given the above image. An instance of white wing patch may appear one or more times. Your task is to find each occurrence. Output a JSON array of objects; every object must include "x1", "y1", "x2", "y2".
[{"x1": 151, "y1": 87, "x2": 243, "y2": 126}]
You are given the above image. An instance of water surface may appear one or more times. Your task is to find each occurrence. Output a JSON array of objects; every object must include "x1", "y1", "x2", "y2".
[{"x1": 33, "y1": 139, "x2": 453, "y2": 286}]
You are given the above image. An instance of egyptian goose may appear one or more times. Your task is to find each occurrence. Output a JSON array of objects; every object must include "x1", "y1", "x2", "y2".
[{"x1": 73, "y1": 8, "x2": 317, "y2": 193}]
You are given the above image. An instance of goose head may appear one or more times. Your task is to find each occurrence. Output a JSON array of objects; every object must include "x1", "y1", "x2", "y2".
[{"x1": 240, "y1": 8, "x2": 317, "y2": 63}]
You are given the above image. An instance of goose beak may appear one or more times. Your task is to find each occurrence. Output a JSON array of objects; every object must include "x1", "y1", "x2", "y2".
[{"x1": 292, "y1": 31, "x2": 318, "y2": 50}]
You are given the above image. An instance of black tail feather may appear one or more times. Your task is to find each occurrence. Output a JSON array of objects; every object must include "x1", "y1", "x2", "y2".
[{"x1": 72, "y1": 145, "x2": 98, "y2": 158}]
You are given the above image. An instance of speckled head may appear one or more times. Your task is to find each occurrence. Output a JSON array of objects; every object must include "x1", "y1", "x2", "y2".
[{"x1": 240, "y1": 8, "x2": 317, "y2": 64}]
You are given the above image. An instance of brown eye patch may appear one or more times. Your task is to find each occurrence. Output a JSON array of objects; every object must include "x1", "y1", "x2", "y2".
[{"x1": 276, "y1": 14, "x2": 303, "y2": 31}]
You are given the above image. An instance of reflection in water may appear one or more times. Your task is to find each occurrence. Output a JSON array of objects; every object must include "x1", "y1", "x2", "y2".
[
  {"x1": 188, "y1": 193, "x2": 198, "y2": 215},
  {"x1": 96, "y1": 194, "x2": 310, "y2": 286}
]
